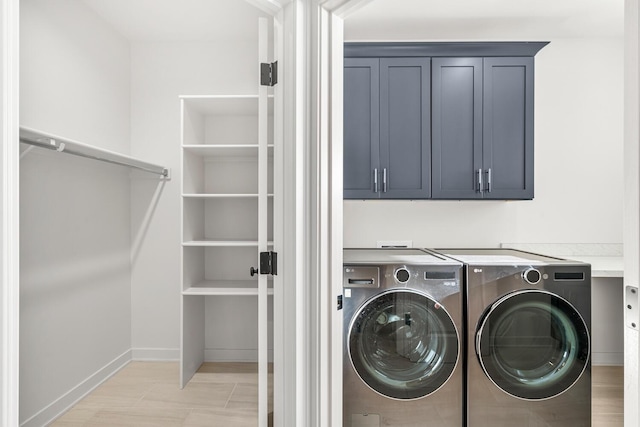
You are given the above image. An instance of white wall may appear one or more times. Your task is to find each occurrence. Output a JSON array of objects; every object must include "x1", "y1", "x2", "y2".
[
  {"x1": 19, "y1": 0, "x2": 132, "y2": 423},
  {"x1": 129, "y1": 41, "x2": 261, "y2": 359},
  {"x1": 343, "y1": 37, "x2": 623, "y2": 248},
  {"x1": 1, "y1": 0, "x2": 5, "y2": 420},
  {"x1": 20, "y1": 0, "x2": 131, "y2": 153},
  {"x1": 592, "y1": 277, "x2": 624, "y2": 364}
]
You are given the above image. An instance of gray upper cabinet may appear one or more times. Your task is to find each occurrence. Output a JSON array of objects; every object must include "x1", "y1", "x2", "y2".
[
  {"x1": 344, "y1": 58, "x2": 380, "y2": 199},
  {"x1": 482, "y1": 57, "x2": 534, "y2": 199},
  {"x1": 344, "y1": 57, "x2": 431, "y2": 199},
  {"x1": 380, "y1": 58, "x2": 431, "y2": 199},
  {"x1": 432, "y1": 56, "x2": 534, "y2": 199},
  {"x1": 344, "y1": 42, "x2": 546, "y2": 200},
  {"x1": 432, "y1": 58, "x2": 483, "y2": 199}
]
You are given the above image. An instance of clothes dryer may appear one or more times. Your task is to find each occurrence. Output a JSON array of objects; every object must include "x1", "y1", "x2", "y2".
[
  {"x1": 343, "y1": 248, "x2": 463, "y2": 427},
  {"x1": 439, "y1": 249, "x2": 591, "y2": 427}
]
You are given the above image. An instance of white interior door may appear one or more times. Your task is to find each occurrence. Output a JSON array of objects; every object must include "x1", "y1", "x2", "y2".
[
  {"x1": 245, "y1": 4, "x2": 288, "y2": 426},
  {"x1": 258, "y1": 16, "x2": 271, "y2": 427}
]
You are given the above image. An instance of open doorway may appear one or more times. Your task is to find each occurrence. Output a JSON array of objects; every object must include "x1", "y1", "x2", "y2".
[{"x1": 337, "y1": 0, "x2": 625, "y2": 426}]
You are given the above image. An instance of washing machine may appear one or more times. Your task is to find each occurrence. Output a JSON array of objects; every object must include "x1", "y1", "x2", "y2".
[
  {"x1": 439, "y1": 248, "x2": 591, "y2": 427},
  {"x1": 342, "y1": 248, "x2": 463, "y2": 427}
]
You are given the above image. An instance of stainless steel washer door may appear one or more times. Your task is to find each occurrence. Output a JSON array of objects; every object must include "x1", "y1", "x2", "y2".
[
  {"x1": 348, "y1": 289, "x2": 459, "y2": 400},
  {"x1": 476, "y1": 290, "x2": 590, "y2": 400}
]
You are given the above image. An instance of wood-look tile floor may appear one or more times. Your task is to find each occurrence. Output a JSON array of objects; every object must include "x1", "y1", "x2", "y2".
[
  {"x1": 51, "y1": 363, "x2": 622, "y2": 426},
  {"x1": 51, "y1": 362, "x2": 271, "y2": 427},
  {"x1": 592, "y1": 366, "x2": 624, "y2": 427}
]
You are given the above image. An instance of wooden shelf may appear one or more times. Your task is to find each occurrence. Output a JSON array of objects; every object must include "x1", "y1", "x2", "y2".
[
  {"x1": 179, "y1": 95, "x2": 273, "y2": 116},
  {"x1": 182, "y1": 240, "x2": 274, "y2": 247},
  {"x1": 183, "y1": 288, "x2": 274, "y2": 296},
  {"x1": 182, "y1": 193, "x2": 274, "y2": 199},
  {"x1": 182, "y1": 144, "x2": 273, "y2": 156},
  {"x1": 183, "y1": 280, "x2": 274, "y2": 296},
  {"x1": 183, "y1": 144, "x2": 274, "y2": 157},
  {"x1": 183, "y1": 240, "x2": 256, "y2": 247}
]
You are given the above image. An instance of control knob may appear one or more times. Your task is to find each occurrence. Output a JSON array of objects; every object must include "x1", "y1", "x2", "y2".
[
  {"x1": 395, "y1": 268, "x2": 410, "y2": 283},
  {"x1": 523, "y1": 268, "x2": 541, "y2": 285}
]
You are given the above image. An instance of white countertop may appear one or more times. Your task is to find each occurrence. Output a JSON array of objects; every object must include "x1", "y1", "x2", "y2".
[
  {"x1": 562, "y1": 256, "x2": 623, "y2": 278},
  {"x1": 500, "y1": 243, "x2": 624, "y2": 279}
]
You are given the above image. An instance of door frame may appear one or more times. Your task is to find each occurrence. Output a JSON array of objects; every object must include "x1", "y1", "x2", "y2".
[
  {"x1": 253, "y1": 1, "x2": 371, "y2": 425},
  {"x1": 323, "y1": 1, "x2": 638, "y2": 426},
  {"x1": 624, "y1": 0, "x2": 639, "y2": 426},
  {"x1": 285, "y1": 2, "x2": 372, "y2": 425},
  {"x1": 1, "y1": 0, "x2": 20, "y2": 425},
  {"x1": 252, "y1": 1, "x2": 370, "y2": 425}
]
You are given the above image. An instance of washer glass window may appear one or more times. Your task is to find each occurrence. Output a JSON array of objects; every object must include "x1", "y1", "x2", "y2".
[
  {"x1": 476, "y1": 290, "x2": 590, "y2": 400},
  {"x1": 348, "y1": 289, "x2": 459, "y2": 400}
]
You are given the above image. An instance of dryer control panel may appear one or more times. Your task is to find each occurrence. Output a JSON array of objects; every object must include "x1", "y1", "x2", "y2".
[{"x1": 343, "y1": 266, "x2": 380, "y2": 288}]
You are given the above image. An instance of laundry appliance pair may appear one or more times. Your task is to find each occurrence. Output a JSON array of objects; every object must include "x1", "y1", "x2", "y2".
[{"x1": 343, "y1": 248, "x2": 591, "y2": 427}]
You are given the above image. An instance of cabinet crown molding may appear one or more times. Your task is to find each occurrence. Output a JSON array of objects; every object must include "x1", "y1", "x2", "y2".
[{"x1": 344, "y1": 42, "x2": 549, "y2": 58}]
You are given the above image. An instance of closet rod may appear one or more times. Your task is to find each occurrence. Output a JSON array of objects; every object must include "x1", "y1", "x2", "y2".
[{"x1": 19, "y1": 127, "x2": 170, "y2": 178}]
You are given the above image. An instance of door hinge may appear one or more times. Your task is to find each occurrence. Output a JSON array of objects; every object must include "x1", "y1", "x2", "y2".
[
  {"x1": 626, "y1": 286, "x2": 638, "y2": 330},
  {"x1": 259, "y1": 251, "x2": 278, "y2": 275},
  {"x1": 260, "y1": 61, "x2": 278, "y2": 87}
]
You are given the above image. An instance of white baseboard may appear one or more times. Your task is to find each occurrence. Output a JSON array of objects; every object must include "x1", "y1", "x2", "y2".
[
  {"x1": 20, "y1": 349, "x2": 132, "y2": 427},
  {"x1": 131, "y1": 347, "x2": 179, "y2": 361},
  {"x1": 592, "y1": 352, "x2": 624, "y2": 366},
  {"x1": 205, "y1": 349, "x2": 274, "y2": 362}
]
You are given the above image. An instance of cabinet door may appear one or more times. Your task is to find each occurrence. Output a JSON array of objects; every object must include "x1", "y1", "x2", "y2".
[
  {"x1": 432, "y1": 58, "x2": 483, "y2": 199},
  {"x1": 483, "y1": 57, "x2": 534, "y2": 199},
  {"x1": 344, "y1": 58, "x2": 380, "y2": 199},
  {"x1": 379, "y1": 58, "x2": 431, "y2": 199}
]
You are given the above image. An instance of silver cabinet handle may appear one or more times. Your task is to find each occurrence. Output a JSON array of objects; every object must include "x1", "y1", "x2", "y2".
[
  {"x1": 477, "y1": 169, "x2": 483, "y2": 193},
  {"x1": 486, "y1": 168, "x2": 492, "y2": 193},
  {"x1": 373, "y1": 168, "x2": 378, "y2": 193},
  {"x1": 383, "y1": 168, "x2": 387, "y2": 193}
]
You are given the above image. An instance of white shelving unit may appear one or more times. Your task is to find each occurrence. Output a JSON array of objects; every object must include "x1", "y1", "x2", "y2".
[
  {"x1": 179, "y1": 93, "x2": 274, "y2": 395},
  {"x1": 179, "y1": 21, "x2": 275, "y2": 427}
]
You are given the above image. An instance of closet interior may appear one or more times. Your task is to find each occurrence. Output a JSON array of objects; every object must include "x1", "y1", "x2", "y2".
[{"x1": 18, "y1": 1, "x2": 275, "y2": 426}]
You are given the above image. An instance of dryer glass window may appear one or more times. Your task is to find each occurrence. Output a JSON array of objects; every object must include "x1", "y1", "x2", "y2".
[
  {"x1": 476, "y1": 290, "x2": 590, "y2": 400},
  {"x1": 348, "y1": 289, "x2": 459, "y2": 400}
]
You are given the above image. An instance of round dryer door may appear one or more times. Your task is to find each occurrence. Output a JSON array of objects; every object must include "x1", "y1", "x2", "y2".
[
  {"x1": 476, "y1": 290, "x2": 590, "y2": 400},
  {"x1": 348, "y1": 289, "x2": 459, "y2": 400}
]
